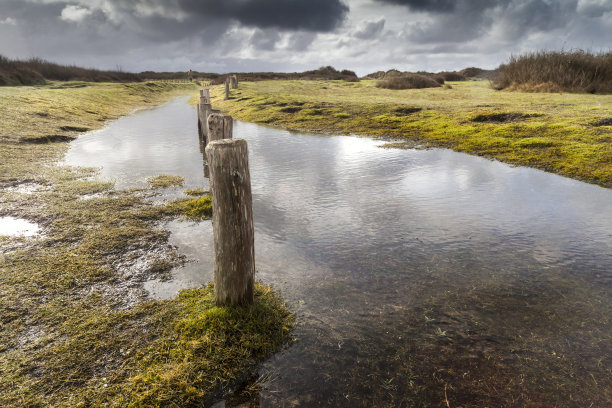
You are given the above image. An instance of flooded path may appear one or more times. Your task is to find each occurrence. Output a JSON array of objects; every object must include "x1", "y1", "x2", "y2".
[{"x1": 64, "y1": 97, "x2": 612, "y2": 407}]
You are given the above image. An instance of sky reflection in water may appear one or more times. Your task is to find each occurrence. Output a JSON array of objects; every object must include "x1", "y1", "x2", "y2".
[{"x1": 64, "y1": 97, "x2": 612, "y2": 407}]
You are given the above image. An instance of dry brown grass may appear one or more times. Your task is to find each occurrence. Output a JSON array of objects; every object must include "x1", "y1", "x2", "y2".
[{"x1": 493, "y1": 50, "x2": 612, "y2": 93}]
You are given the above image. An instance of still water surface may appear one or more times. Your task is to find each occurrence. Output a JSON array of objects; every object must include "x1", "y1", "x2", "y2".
[{"x1": 65, "y1": 97, "x2": 612, "y2": 407}]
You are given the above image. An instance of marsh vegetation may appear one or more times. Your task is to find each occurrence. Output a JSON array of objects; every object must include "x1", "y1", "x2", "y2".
[{"x1": 0, "y1": 82, "x2": 293, "y2": 406}]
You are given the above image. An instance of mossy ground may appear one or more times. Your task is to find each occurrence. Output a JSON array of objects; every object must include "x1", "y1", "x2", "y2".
[
  {"x1": 0, "y1": 82, "x2": 293, "y2": 407},
  {"x1": 209, "y1": 80, "x2": 611, "y2": 187}
]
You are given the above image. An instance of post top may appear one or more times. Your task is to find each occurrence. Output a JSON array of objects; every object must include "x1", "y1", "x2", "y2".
[
  {"x1": 206, "y1": 138, "x2": 247, "y2": 148},
  {"x1": 208, "y1": 112, "x2": 232, "y2": 119}
]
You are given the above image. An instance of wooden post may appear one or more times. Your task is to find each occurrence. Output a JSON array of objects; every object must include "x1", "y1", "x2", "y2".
[
  {"x1": 207, "y1": 113, "x2": 232, "y2": 144},
  {"x1": 198, "y1": 103, "x2": 212, "y2": 139},
  {"x1": 206, "y1": 138, "x2": 255, "y2": 306},
  {"x1": 200, "y1": 89, "x2": 210, "y2": 104},
  {"x1": 225, "y1": 78, "x2": 230, "y2": 100}
]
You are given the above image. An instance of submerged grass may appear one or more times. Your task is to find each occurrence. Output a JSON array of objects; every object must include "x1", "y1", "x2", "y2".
[
  {"x1": 147, "y1": 174, "x2": 185, "y2": 188},
  {"x1": 0, "y1": 81, "x2": 293, "y2": 406},
  {"x1": 166, "y1": 196, "x2": 213, "y2": 221},
  {"x1": 209, "y1": 80, "x2": 612, "y2": 187}
]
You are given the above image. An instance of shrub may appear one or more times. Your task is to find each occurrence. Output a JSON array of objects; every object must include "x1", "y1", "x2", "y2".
[
  {"x1": 437, "y1": 71, "x2": 467, "y2": 81},
  {"x1": 431, "y1": 75, "x2": 445, "y2": 84},
  {"x1": 492, "y1": 50, "x2": 612, "y2": 93},
  {"x1": 377, "y1": 74, "x2": 442, "y2": 89}
]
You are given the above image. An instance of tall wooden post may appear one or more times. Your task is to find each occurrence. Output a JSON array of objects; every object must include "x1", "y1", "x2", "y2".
[
  {"x1": 225, "y1": 78, "x2": 230, "y2": 100},
  {"x1": 206, "y1": 138, "x2": 255, "y2": 306}
]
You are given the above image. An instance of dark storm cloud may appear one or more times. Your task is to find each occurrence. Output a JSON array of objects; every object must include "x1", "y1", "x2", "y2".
[
  {"x1": 387, "y1": 0, "x2": 584, "y2": 44},
  {"x1": 1, "y1": 0, "x2": 611, "y2": 74},
  {"x1": 0, "y1": 0, "x2": 348, "y2": 69},
  {"x1": 179, "y1": 0, "x2": 349, "y2": 32},
  {"x1": 373, "y1": 0, "x2": 457, "y2": 12}
]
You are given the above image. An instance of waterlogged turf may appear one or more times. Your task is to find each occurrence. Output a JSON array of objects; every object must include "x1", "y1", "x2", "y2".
[
  {"x1": 210, "y1": 79, "x2": 612, "y2": 187},
  {"x1": 0, "y1": 82, "x2": 293, "y2": 407}
]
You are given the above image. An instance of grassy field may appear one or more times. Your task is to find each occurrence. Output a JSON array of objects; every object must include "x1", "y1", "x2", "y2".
[
  {"x1": 0, "y1": 82, "x2": 293, "y2": 407},
  {"x1": 210, "y1": 80, "x2": 611, "y2": 187}
]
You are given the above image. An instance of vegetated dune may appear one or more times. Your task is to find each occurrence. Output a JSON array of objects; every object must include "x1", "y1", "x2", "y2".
[
  {"x1": 492, "y1": 50, "x2": 612, "y2": 93},
  {"x1": 0, "y1": 55, "x2": 360, "y2": 86},
  {"x1": 363, "y1": 67, "x2": 495, "y2": 90},
  {"x1": 376, "y1": 73, "x2": 443, "y2": 89},
  {"x1": 209, "y1": 66, "x2": 360, "y2": 85}
]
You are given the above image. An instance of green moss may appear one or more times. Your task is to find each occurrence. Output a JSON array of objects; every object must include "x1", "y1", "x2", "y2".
[
  {"x1": 184, "y1": 188, "x2": 208, "y2": 196},
  {"x1": 147, "y1": 174, "x2": 185, "y2": 188},
  {"x1": 209, "y1": 80, "x2": 612, "y2": 187},
  {"x1": 167, "y1": 196, "x2": 212, "y2": 221},
  {"x1": 333, "y1": 112, "x2": 351, "y2": 119},
  {"x1": 111, "y1": 284, "x2": 293, "y2": 407}
]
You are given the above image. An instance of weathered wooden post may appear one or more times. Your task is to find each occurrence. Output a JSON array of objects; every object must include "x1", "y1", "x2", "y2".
[
  {"x1": 206, "y1": 138, "x2": 255, "y2": 306},
  {"x1": 200, "y1": 89, "x2": 210, "y2": 104},
  {"x1": 204, "y1": 113, "x2": 232, "y2": 179},
  {"x1": 198, "y1": 103, "x2": 212, "y2": 139},
  {"x1": 225, "y1": 78, "x2": 230, "y2": 100},
  {"x1": 207, "y1": 113, "x2": 232, "y2": 144}
]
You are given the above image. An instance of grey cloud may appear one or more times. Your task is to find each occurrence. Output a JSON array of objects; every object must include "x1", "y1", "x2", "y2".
[
  {"x1": 1, "y1": 0, "x2": 611, "y2": 76},
  {"x1": 576, "y1": 0, "x2": 612, "y2": 17},
  {"x1": 353, "y1": 18, "x2": 385, "y2": 39},
  {"x1": 178, "y1": 0, "x2": 349, "y2": 32},
  {"x1": 286, "y1": 32, "x2": 318, "y2": 52},
  {"x1": 400, "y1": 0, "x2": 581, "y2": 44},
  {"x1": 250, "y1": 29, "x2": 281, "y2": 51}
]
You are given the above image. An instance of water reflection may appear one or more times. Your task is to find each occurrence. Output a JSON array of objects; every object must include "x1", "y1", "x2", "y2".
[
  {"x1": 64, "y1": 97, "x2": 612, "y2": 407},
  {"x1": 0, "y1": 216, "x2": 40, "y2": 237}
]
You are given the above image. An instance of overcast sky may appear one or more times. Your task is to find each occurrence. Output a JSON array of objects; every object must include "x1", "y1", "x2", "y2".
[{"x1": 1, "y1": 0, "x2": 610, "y2": 75}]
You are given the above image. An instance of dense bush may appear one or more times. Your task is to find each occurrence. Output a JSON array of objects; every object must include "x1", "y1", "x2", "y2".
[
  {"x1": 377, "y1": 74, "x2": 442, "y2": 89},
  {"x1": 492, "y1": 50, "x2": 612, "y2": 93},
  {"x1": 0, "y1": 55, "x2": 46, "y2": 85},
  {"x1": 0, "y1": 55, "x2": 145, "y2": 85},
  {"x1": 437, "y1": 71, "x2": 467, "y2": 81}
]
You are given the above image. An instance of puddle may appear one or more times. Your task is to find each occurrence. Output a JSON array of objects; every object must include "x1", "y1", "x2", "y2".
[
  {"x1": 3, "y1": 183, "x2": 45, "y2": 195},
  {"x1": 0, "y1": 216, "x2": 40, "y2": 237},
  {"x1": 63, "y1": 96, "x2": 612, "y2": 406},
  {"x1": 144, "y1": 219, "x2": 214, "y2": 299}
]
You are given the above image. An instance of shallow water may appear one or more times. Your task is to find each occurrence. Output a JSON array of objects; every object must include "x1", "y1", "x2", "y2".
[
  {"x1": 0, "y1": 216, "x2": 40, "y2": 237},
  {"x1": 65, "y1": 97, "x2": 612, "y2": 407}
]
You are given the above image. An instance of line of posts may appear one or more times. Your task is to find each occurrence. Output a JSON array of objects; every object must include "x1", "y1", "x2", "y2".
[{"x1": 197, "y1": 81, "x2": 255, "y2": 307}]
